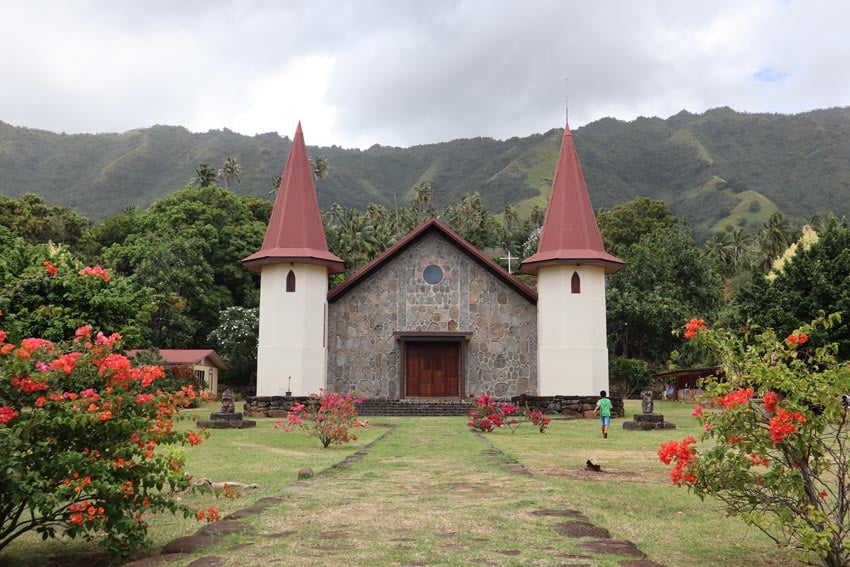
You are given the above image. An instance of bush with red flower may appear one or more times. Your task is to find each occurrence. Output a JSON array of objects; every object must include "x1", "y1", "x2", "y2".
[
  {"x1": 660, "y1": 313, "x2": 850, "y2": 567},
  {"x1": 0, "y1": 321, "x2": 208, "y2": 557},
  {"x1": 278, "y1": 390, "x2": 366, "y2": 448},
  {"x1": 467, "y1": 395, "x2": 550, "y2": 433}
]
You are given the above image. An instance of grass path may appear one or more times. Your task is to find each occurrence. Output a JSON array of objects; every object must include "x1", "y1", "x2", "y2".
[
  {"x1": 137, "y1": 417, "x2": 659, "y2": 566},
  {"x1": 3, "y1": 404, "x2": 802, "y2": 566}
]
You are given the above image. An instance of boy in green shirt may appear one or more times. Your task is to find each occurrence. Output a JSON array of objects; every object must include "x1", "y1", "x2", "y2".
[{"x1": 594, "y1": 390, "x2": 612, "y2": 439}]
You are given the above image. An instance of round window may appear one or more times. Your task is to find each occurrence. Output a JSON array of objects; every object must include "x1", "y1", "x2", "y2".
[{"x1": 423, "y1": 264, "x2": 444, "y2": 285}]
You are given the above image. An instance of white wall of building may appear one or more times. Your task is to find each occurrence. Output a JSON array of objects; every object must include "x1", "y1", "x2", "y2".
[
  {"x1": 536, "y1": 264, "x2": 609, "y2": 395},
  {"x1": 256, "y1": 263, "x2": 329, "y2": 396}
]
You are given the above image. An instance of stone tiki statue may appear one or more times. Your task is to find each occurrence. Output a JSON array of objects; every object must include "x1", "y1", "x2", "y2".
[{"x1": 641, "y1": 390, "x2": 654, "y2": 414}]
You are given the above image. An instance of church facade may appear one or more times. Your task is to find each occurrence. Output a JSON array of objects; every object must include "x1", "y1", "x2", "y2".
[{"x1": 243, "y1": 122, "x2": 622, "y2": 400}]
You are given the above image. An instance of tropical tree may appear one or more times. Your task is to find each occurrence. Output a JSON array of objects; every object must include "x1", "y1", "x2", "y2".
[
  {"x1": 606, "y1": 221, "x2": 723, "y2": 365},
  {"x1": 191, "y1": 163, "x2": 217, "y2": 188},
  {"x1": 730, "y1": 216, "x2": 850, "y2": 358},
  {"x1": 0, "y1": 227, "x2": 152, "y2": 346},
  {"x1": 217, "y1": 156, "x2": 242, "y2": 188},
  {"x1": 756, "y1": 212, "x2": 794, "y2": 270},
  {"x1": 309, "y1": 155, "x2": 330, "y2": 182},
  {"x1": 207, "y1": 306, "x2": 259, "y2": 388}
]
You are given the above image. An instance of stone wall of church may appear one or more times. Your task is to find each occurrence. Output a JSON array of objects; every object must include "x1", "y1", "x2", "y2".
[{"x1": 327, "y1": 233, "x2": 537, "y2": 398}]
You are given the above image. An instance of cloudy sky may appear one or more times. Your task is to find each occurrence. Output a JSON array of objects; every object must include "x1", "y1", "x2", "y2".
[{"x1": 2, "y1": 0, "x2": 848, "y2": 148}]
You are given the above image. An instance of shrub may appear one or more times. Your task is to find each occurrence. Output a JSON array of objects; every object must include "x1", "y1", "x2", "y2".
[
  {"x1": 278, "y1": 390, "x2": 365, "y2": 448},
  {"x1": 658, "y1": 314, "x2": 850, "y2": 567},
  {"x1": 0, "y1": 324, "x2": 208, "y2": 557},
  {"x1": 608, "y1": 357, "x2": 652, "y2": 398}
]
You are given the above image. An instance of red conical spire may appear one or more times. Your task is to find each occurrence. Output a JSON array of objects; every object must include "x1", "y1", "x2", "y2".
[
  {"x1": 242, "y1": 122, "x2": 345, "y2": 273},
  {"x1": 519, "y1": 124, "x2": 623, "y2": 275}
]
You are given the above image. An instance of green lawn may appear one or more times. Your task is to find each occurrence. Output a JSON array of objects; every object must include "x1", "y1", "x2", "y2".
[{"x1": 1, "y1": 401, "x2": 800, "y2": 566}]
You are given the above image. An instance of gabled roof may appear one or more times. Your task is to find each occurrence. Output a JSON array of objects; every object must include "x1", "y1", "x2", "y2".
[
  {"x1": 126, "y1": 349, "x2": 229, "y2": 371},
  {"x1": 242, "y1": 122, "x2": 345, "y2": 274},
  {"x1": 327, "y1": 217, "x2": 537, "y2": 304},
  {"x1": 520, "y1": 124, "x2": 624, "y2": 275}
]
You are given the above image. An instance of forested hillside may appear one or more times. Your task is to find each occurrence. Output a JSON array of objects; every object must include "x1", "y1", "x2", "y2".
[{"x1": 1, "y1": 106, "x2": 849, "y2": 240}]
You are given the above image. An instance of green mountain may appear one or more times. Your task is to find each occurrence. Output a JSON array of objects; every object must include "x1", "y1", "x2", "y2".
[{"x1": 2, "y1": 106, "x2": 849, "y2": 240}]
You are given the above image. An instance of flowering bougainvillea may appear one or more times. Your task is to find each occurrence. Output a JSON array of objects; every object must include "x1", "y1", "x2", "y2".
[
  {"x1": 683, "y1": 317, "x2": 708, "y2": 339},
  {"x1": 277, "y1": 390, "x2": 365, "y2": 448},
  {"x1": 659, "y1": 314, "x2": 850, "y2": 567},
  {"x1": 0, "y1": 323, "x2": 210, "y2": 556},
  {"x1": 467, "y1": 395, "x2": 550, "y2": 433}
]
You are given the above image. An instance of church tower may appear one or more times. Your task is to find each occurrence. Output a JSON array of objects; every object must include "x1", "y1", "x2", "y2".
[
  {"x1": 519, "y1": 124, "x2": 623, "y2": 396},
  {"x1": 242, "y1": 123, "x2": 345, "y2": 396}
]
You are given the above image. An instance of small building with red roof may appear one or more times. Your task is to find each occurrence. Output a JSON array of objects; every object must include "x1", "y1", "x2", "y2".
[
  {"x1": 244, "y1": 122, "x2": 621, "y2": 399},
  {"x1": 126, "y1": 349, "x2": 228, "y2": 394}
]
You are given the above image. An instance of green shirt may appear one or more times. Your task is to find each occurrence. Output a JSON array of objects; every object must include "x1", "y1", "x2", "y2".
[{"x1": 596, "y1": 397, "x2": 612, "y2": 417}]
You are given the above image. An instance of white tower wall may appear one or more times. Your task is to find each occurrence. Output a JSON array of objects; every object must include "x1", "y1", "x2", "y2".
[
  {"x1": 256, "y1": 263, "x2": 329, "y2": 396},
  {"x1": 536, "y1": 264, "x2": 609, "y2": 396}
]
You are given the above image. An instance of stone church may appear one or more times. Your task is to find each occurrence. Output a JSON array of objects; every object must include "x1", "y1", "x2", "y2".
[{"x1": 242, "y1": 122, "x2": 623, "y2": 400}]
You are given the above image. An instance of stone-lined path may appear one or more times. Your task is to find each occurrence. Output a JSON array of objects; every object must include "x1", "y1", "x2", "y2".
[{"x1": 125, "y1": 419, "x2": 663, "y2": 567}]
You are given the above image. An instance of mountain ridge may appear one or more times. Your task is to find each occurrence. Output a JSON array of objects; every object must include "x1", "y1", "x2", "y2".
[{"x1": 2, "y1": 106, "x2": 849, "y2": 240}]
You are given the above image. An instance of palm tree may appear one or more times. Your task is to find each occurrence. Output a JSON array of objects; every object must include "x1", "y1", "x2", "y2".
[
  {"x1": 758, "y1": 212, "x2": 793, "y2": 266},
  {"x1": 217, "y1": 156, "x2": 242, "y2": 188},
  {"x1": 703, "y1": 231, "x2": 734, "y2": 272},
  {"x1": 309, "y1": 156, "x2": 330, "y2": 182},
  {"x1": 191, "y1": 163, "x2": 217, "y2": 188}
]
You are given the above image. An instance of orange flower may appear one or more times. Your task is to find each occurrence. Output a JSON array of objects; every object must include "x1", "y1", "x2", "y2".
[
  {"x1": 43, "y1": 261, "x2": 58, "y2": 276},
  {"x1": 786, "y1": 333, "x2": 809, "y2": 346}
]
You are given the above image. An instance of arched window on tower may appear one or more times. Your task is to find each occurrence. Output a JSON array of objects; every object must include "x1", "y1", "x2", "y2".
[
  {"x1": 571, "y1": 271, "x2": 581, "y2": 294},
  {"x1": 286, "y1": 269, "x2": 296, "y2": 293}
]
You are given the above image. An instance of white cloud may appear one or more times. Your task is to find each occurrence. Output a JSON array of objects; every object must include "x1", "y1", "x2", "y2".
[{"x1": 1, "y1": 0, "x2": 848, "y2": 147}]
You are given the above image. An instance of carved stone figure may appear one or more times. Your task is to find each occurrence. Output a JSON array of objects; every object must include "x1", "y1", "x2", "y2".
[
  {"x1": 220, "y1": 389, "x2": 236, "y2": 414},
  {"x1": 641, "y1": 390, "x2": 654, "y2": 414}
]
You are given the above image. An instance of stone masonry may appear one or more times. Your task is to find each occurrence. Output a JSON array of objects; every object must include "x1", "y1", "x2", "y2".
[{"x1": 327, "y1": 232, "x2": 537, "y2": 398}]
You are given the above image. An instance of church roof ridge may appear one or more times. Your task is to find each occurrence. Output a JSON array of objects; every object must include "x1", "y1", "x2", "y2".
[
  {"x1": 242, "y1": 122, "x2": 345, "y2": 273},
  {"x1": 519, "y1": 124, "x2": 623, "y2": 275}
]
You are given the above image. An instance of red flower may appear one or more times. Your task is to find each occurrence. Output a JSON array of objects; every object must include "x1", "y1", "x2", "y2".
[
  {"x1": 785, "y1": 333, "x2": 809, "y2": 346},
  {"x1": 762, "y1": 391, "x2": 779, "y2": 413},
  {"x1": 43, "y1": 261, "x2": 58, "y2": 276},
  {"x1": 69, "y1": 513, "x2": 84, "y2": 525},
  {"x1": 0, "y1": 406, "x2": 18, "y2": 424},
  {"x1": 769, "y1": 408, "x2": 806, "y2": 444},
  {"x1": 749, "y1": 453, "x2": 769, "y2": 467},
  {"x1": 78, "y1": 265, "x2": 111, "y2": 282},
  {"x1": 683, "y1": 318, "x2": 708, "y2": 339},
  {"x1": 718, "y1": 388, "x2": 754, "y2": 409},
  {"x1": 34, "y1": 396, "x2": 47, "y2": 407},
  {"x1": 658, "y1": 437, "x2": 698, "y2": 485},
  {"x1": 691, "y1": 405, "x2": 703, "y2": 417},
  {"x1": 187, "y1": 432, "x2": 203, "y2": 446}
]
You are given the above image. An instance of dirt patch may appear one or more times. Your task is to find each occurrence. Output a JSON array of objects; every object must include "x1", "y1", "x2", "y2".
[
  {"x1": 619, "y1": 560, "x2": 666, "y2": 567},
  {"x1": 579, "y1": 539, "x2": 645, "y2": 558},
  {"x1": 313, "y1": 530, "x2": 352, "y2": 539},
  {"x1": 305, "y1": 543, "x2": 356, "y2": 551},
  {"x1": 553, "y1": 521, "x2": 611, "y2": 539},
  {"x1": 224, "y1": 507, "x2": 266, "y2": 520},
  {"x1": 197, "y1": 520, "x2": 253, "y2": 536},
  {"x1": 160, "y1": 534, "x2": 220, "y2": 555},
  {"x1": 184, "y1": 556, "x2": 229, "y2": 567},
  {"x1": 255, "y1": 496, "x2": 289, "y2": 506},
  {"x1": 123, "y1": 553, "x2": 192, "y2": 567},
  {"x1": 494, "y1": 549, "x2": 522, "y2": 556},
  {"x1": 545, "y1": 468, "x2": 645, "y2": 482},
  {"x1": 530, "y1": 509, "x2": 588, "y2": 520},
  {"x1": 260, "y1": 530, "x2": 297, "y2": 539}
]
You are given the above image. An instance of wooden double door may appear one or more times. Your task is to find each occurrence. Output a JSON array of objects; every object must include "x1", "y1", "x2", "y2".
[{"x1": 405, "y1": 341, "x2": 460, "y2": 397}]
